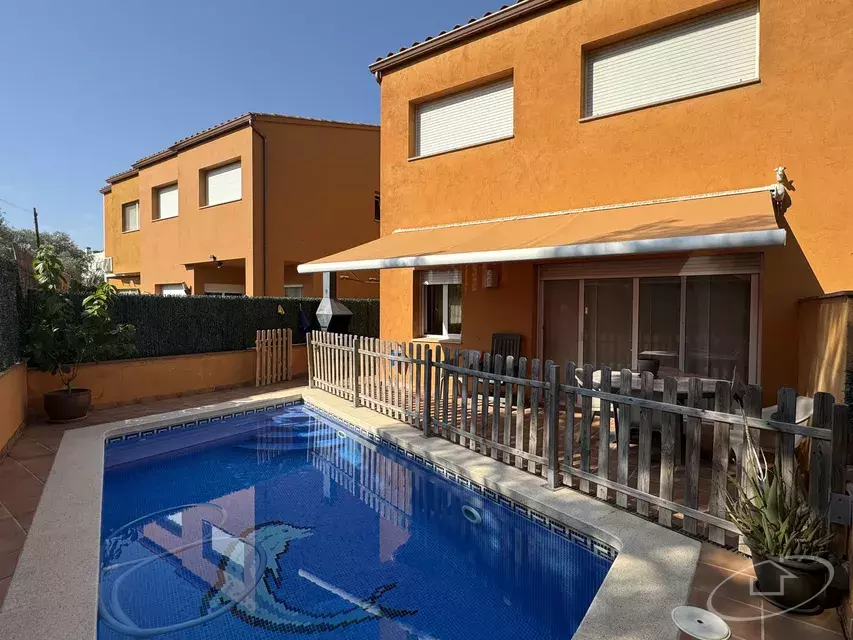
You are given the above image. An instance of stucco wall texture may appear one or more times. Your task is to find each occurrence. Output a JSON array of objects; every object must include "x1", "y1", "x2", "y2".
[
  {"x1": 103, "y1": 117, "x2": 380, "y2": 298},
  {"x1": 377, "y1": 0, "x2": 853, "y2": 400},
  {"x1": 26, "y1": 346, "x2": 308, "y2": 416},
  {"x1": 0, "y1": 363, "x2": 27, "y2": 454}
]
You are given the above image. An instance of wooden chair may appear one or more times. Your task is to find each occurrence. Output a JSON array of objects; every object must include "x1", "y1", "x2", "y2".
[{"x1": 491, "y1": 333, "x2": 522, "y2": 363}]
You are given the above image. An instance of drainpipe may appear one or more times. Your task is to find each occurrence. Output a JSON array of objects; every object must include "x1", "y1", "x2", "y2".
[{"x1": 249, "y1": 115, "x2": 267, "y2": 296}]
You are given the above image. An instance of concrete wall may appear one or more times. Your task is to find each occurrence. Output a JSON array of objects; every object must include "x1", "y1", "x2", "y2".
[
  {"x1": 0, "y1": 363, "x2": 27, "y2": 456},
  {"x1": 798, "y1": 294, "x2": 853, "y2": 402},
  {"x1": 377, "y1": 0, "x2": 853, "y2": 398},
  {"x1": 26, "y1": 346, "x2": 308, "y2": 416}
]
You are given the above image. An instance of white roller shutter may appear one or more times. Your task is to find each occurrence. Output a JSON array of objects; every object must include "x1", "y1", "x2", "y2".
[
  {"x1": 160, "y1": 284, "x2": 187, "y2": 297},
  {"x1": 584, "y1": 1, "x2": 759, "y2": 118},
  {"x1": 422, "y1": 270, "x2": 462, "y2": 286},
  {"x1": 122, "y1": 201, "x2": 139, "y2": 232},
  {"x1": 205, "y1": 161, "x2": 242, "y2": 206},
  {"x1": 156, "y1": 184, "x2": 179, "y2": 219},
  {"x1": 415, "y1": 77, "x2": 514, "y2": 157}
]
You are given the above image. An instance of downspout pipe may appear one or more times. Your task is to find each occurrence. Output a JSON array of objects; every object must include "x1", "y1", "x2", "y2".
[{"x1": 249, "y1": 115, "x2": 267, "y2": 296}]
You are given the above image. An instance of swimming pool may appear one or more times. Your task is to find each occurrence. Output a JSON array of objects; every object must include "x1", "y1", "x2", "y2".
[{"x1": 99, "y1": 403, "x2": 613, "y2": 639}]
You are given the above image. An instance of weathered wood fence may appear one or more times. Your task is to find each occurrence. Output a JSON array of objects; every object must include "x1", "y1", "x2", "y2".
[
  {"x1": 255, "y1": 329, "x2": 293, "y2": 387},
  {"x1": 308, "y1": 331, "x2": 850, "y2": 547}
]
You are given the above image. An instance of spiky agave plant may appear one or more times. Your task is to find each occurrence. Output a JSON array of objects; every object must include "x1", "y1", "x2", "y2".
[
  {"x1": 727, "y1": 372, "x2": 833, "y2": 559},
  {"x1": 726, "y1": 465, "x2": 834, "y2": 559}
]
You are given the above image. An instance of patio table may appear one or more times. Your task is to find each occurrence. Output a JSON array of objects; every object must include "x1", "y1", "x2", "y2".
[{"x1": 588, "y1": 370, "x2": 721, "y2": 398}]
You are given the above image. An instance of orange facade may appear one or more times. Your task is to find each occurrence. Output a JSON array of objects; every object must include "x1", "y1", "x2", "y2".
[
  {"x1": 370, "y1": 0, "x2": 853, "y2": 400},
  {"x1": 102, "y1": 115, "x2": 380, "y2": 298}
]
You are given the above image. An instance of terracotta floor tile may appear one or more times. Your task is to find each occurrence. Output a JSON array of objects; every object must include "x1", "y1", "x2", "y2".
[
  {"x1": 16, "y1": 454, "x2": 55, "y2": 483},
  {"x1": 761, "y1": 609, "x2": 844, "y2": 638},
  {"x1": 21, "y1": 426, "x2": 66, "y2": 452},
  {"x1": 0, "y1": 550, "x2": 20, "y2": 580},
  {"x1": 687, "y1": 587, "x2": 763, "y2": 639},
  {"x1": 692, "y1": 561, "x2": 757, "y2": 604},
  {"x1": 0, "y1": 459, "x2": 45, "y2": 522},
  {"x1": 0, "y1": 576, "x2": 10, "y2": 607},
  {"x1": 8, "y1": 435, "x2": 54, "y2": 461},
  {"x1": 0, "y1": 503, "x2": 10, "y2": 521},
  {"x1": 760, "y1": 595, "x2": 845, "y2": 633},
  {"x1": 0, "y1": 518, "x2": 25, "y2": 556},
  {"x1": 14, "y1": 509, "x2": 37, "y2": 532},
  {"x1": 699, "y1": 543, "x2": 755, "y2": 574}
]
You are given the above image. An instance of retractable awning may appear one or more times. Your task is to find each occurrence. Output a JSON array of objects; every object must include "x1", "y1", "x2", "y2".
[{"x1": 297, "y1": 187, "x2": 785, "y2": 273}]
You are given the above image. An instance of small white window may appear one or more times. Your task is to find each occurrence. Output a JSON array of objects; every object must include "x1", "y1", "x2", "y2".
[
  {"x1": 414, "y1": 77, "x2": 514, "y2": 158},
  {"x1": 284, "y1": 285, "x2": 304, "y2": 298},
  {"x1": 203, "y1": 161, "x2": 242, "y2": 207},
  {"x1": 204, "y1": 283, "x2": 245, "y2": 296},
  {"x1": 421, "y1": 270, "x2": 462, "y2": 339},
  {"x1": 122, "y1": 201, "x2": 139, "y2": 232},
  {"x1": 159, "y1": 283, "x2": 187, "y2": 297},
  {"x1": 154, "y1": 183, "x2": 179, "y2": 220},
  {"x1": 584, "y1": 1, "x2": 759, "y2": 118}
]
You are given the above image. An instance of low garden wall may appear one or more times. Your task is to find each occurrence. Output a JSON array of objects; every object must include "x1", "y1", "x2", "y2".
[
  {"x1": 26, "y1": 345, "x2": 308, "y2": 417},
  {"x1": 0, "y1": 363, "x2": 27, "y2": 456}
]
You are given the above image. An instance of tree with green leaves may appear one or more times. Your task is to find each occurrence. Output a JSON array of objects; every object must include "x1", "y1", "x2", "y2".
[
  {"x1": 0, "y1": 208, "x2": 94, "y2": 290},
  {"x1": 26, "y1": 244, "x2": 135, "y2": 391}
]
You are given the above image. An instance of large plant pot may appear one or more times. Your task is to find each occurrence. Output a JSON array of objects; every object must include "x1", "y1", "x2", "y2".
[
  {"x1": 751, "y1": 552, "x2": 830, "y2": 613},
  {"x1": 43, "y1": 388, "x2": 91, "y2": 422}
]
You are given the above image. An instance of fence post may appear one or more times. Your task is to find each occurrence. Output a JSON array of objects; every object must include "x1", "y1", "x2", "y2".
[
  {"x1": 352, "y1": 337, "x2": 360, "y2": 408},
  {"x1": 545, "y1": 363, "x2": 560, "y2": 489},
  {"x1": 306, "y1": 332, "x2": 314, "y2": 389},
  {"x1": 422, "y1": 347, "x2": 433, "y2": 438}
]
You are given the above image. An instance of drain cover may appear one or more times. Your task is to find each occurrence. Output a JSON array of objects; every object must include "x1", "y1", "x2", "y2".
[{"x1": 671, "y1": 606, "x2": 731, "y2": 640}]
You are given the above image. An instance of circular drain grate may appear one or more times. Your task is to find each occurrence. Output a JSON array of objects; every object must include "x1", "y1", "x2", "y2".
[{"x1": 671, "y1": 606, "x2": 731, "y2": 640}]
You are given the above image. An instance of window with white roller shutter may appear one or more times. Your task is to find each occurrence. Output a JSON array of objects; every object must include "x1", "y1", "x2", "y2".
[
  {"x1": 414, "y1": 77, "x2": 514, "y2": 158},
  {"x1": 203, "y1": 160, "x2": 242, "y2": 207},
  {"x1": 154, "y1": 183, "x2": 179, "y2": 220},
  {"x1": 584, "y1": 1, "x2": 759, "y2": 118}
]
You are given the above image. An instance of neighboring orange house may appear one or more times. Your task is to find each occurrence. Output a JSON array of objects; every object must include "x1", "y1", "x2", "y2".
[
  {"x1": 300, "y1": 0, "x2": 853, "y2": 402},
  {"x1": 101, "y1": 113, "x2": 380, "y2": 298}
]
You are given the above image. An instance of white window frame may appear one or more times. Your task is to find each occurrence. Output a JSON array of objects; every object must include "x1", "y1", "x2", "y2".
[
  {"x1": 283, "y1": 284, "x2": 304, "y2": 298},
  {"x1": 537, "y1": 256, "x2": 761, "y2": 383},
  {"x1": 202, "y1": 160, "x2": 242, "y2": 207},
  {"x1": 203, "y1": 283, "x2": 245, "y2": 296},
  {"x1": 121, "y1": 201, "x2": 139, "y2": 233},
  {"x1": 154, "y1": 183, "x2": 179, "y2": 220},
  {"x1": 420, "y1": 272, "x2": 462, "y2": 340}
]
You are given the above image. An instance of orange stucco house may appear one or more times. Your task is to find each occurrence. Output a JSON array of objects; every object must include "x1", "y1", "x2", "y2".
[
  {"x1": 300, "y1": 0, "x2": 853, "y2": 404},
  {"x1": 101, "y1": 113, "x2": 380, "y2": 299}
]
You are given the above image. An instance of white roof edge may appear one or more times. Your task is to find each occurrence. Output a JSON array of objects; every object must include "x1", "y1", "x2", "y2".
[
  {"x1": 297, "y1": 228, "x2": 786, "y2": 273},
  {"x1": 391, "y1": 185, "x2": 777, "y2": 235}
]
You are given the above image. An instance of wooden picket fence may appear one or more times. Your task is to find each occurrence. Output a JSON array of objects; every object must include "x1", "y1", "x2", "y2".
[
  {"x1": 255, "y1": 329, "x2": 293, "y2": 387},
  {"x1": 308, "y1": 331, "x2": 851, "y2": 548}
]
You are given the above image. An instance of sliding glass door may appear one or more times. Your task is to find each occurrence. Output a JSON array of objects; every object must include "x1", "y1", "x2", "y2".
[
  {"x1": 583, "y1": 279, "x2": 633, "y2": 371},
  {"x1": 540, "y1": 268, "x2": 759, "y2": 382}
]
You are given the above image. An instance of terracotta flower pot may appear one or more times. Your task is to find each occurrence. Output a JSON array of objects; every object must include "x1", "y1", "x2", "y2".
[{"x1": 43, "y1": 388, "x2": 91, "y2": 422}]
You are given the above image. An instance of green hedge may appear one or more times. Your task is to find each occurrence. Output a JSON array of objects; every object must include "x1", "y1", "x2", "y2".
[
  {"x1": 22, "y1": 293, "x2": 378, "y2": 360},
  {"x1": 0, "y1": 260, "x2": 22, "y2": 371}
]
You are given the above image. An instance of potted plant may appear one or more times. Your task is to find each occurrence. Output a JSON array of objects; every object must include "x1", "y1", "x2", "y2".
[
  {"x1": 26, "y1": 245, "x2": 135, "y2": 421},
  {"x1": 726, "y1": 383, "x2": 835, "y2": 613}
]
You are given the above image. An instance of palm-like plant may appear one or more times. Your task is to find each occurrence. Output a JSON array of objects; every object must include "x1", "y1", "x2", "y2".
[{"x1": 26, "y1": 244, "x2": 135, "y2": 391}]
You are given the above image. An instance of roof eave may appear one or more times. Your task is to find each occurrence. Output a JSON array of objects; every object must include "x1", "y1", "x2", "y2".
[{"x1": 369, "y1": 0, "x2": 562, "y2": 75}]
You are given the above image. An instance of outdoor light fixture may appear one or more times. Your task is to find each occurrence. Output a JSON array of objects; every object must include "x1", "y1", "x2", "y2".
[{"x1": 209, "y1": 254, "x2": 223, "y2": 269}]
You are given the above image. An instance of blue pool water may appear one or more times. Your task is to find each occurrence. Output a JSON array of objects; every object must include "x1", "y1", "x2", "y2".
[{"x1": 99, "y1": 404, "x2": 612, "y2": 639}]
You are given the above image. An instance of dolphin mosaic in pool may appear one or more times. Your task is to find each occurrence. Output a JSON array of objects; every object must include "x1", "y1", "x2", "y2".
[{"x1": 200, "y1": 521, "x2": 417, "y2": 634}]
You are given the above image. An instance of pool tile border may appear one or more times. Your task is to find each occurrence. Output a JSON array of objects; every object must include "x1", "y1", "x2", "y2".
[
  {"x1": 305, "y1": 402, "x2": 618, "y2": 562},
  {"x1": 103, "y1": 400, "x2": 304, "y2": 446}
]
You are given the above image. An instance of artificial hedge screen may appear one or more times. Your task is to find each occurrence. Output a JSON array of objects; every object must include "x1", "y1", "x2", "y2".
[
  {"x1": 0, "y1": 259, "x2": 22, "y2": 372},
  {"x1": 22, "y1": 293, "x2": 378, "y2": 360}
]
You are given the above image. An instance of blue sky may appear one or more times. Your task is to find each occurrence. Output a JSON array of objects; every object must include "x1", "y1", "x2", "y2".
[{"x1": 0, "y1": 0, "x2": 501, "y2": 248}]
